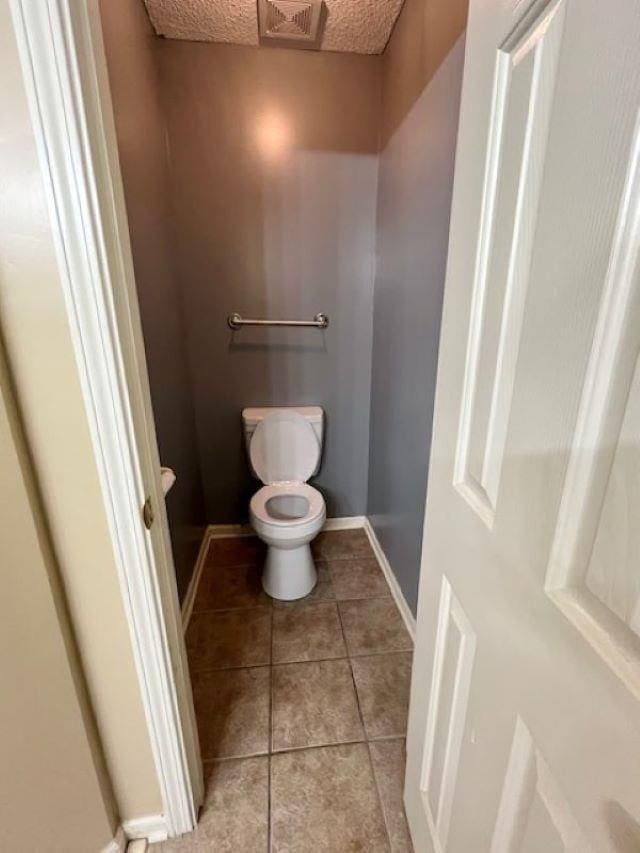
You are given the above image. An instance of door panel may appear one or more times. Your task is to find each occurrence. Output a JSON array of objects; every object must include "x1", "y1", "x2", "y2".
[
  {"x1": 491, "y1": 718, "x2": 593, "y2": 853},
  {"x1": 546, "y1": 126, "x2": 640, "y2": 695},
  {"x1": 405, "y1": 0, "x2": 640, "y2": 850},
  {"x1": 421, "y1": 577, "x2": 477, "y2": 851},
  {"x1": 455, "y1": 0, "x2": 566, "y2": 526}
]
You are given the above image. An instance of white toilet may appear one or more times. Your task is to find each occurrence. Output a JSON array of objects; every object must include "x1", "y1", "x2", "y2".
[{"x1": 243, "y1": 406, "x2": 326, "y2": 600}]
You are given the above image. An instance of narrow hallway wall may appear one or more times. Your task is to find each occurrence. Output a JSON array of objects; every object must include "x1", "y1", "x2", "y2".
[
  {"x1": 0, "y1": 337, "x2": 116, "y2": 853},
  {"x1": 0, "y1": 2, "x2": 162, "y2": 818},
  {"x1": 100, "y1": 0, "x2": 206, "y2": 600},
  {"x1": 368, "y1": 0, "x2": 468, "y2": 615},
  {"x1": 158, "y1": 43, "x2": 380, "y2": 523}
]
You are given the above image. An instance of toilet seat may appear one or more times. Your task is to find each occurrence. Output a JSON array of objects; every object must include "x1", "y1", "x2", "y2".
[
  {"x1": 249, "y1": 410, "x2": 320, "y2": 485},
  {"x1": 250, "y1": 483, "x2": 325, "y2": 528}
]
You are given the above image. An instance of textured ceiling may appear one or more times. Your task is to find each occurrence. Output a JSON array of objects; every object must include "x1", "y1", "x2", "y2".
[{"x1": 143, "y1": 0, "x2": 405, "y2": 54}]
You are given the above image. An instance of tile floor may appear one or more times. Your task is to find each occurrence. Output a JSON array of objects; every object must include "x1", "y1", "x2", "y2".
[{"x1": 155, "y1": 529, "x2": 415, "y2": 852}]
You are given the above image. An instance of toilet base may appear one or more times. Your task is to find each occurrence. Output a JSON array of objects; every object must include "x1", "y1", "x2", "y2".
[{"x1": 262, "y1": 543, "x2": 317, "y2": 601}]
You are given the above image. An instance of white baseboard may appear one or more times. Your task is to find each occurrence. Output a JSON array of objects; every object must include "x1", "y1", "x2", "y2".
[
  {"x1": 363, "y1": 518, "x2": 417, "y2": 641},
  {"x1": 101, "y1": 826, "x2": 126, "y2": 853},
  {"x1": 208, "y1": 515, "x2": 366, "y2": 538},
  {"x1": 180, "y1": 516, "x2": 416, "y2": 641},
  {"x1": 182, "y1": 518, "x2": 365, "y2": 631},
  {"x1": 122, "y1": 814, "x2": 167, "y2": 844},
  {"x1": 208, "y1": 523, "x2": 254, "y2": 538},
  {"x1": 126, "y1": 841, "x2": 148, "y2": 853},
  {"x1": 180, "y1": 527, "x2": 212, "y2": 631},
  {"x1": 321, "y1": 515, "x2": 366, "y2": 531},
  {"x1": 209, "y1": 517, "x2": 367, "y2": 536}
]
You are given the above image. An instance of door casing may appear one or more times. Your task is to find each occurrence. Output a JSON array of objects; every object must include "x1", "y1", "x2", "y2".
[{"x1": 9, "y1": 0, "x2": 203, "y2": 839}]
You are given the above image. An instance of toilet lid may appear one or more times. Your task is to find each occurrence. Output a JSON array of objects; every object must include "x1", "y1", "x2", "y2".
[{"x1": 250, "y1": 411, "x2": 320, "y2": 485}]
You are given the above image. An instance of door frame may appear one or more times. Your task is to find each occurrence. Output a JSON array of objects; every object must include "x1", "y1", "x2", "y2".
[{"x1": 9, "y1": 0, "x2": 202, "y2": 839}]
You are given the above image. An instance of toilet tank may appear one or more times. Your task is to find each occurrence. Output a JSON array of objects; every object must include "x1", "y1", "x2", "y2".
[{"x1": 242, "y1": 406, "x2": 324, "y2": 476}]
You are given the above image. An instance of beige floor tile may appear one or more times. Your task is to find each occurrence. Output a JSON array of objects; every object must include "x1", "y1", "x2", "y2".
[
  {"x1": 272, "y1": 601, "x2": 347, "y2": 663},
  {"x1": 312, "y1": 528, "x2": 373, "y2": 561},
  {"x1": 339, "y1": 598, "x2": 413, "y2": 656},
  {"x1": 192, "y1": 667, "x2": 270, "y2": 759},
  {"x1": 207, "y1": 535, "x2": 265, "y2": 568},
  {"x1": 270, "y1": 744, "x2": 389, "y2": 852},
  {"x1": 351, "y1": 652, "x2": 412, "y2": 739},
  {"x1": 193, "y1": 562, "x2": 269, "y2": 612},
  {"x1": 369, "y1": 740, "x2": 414, "y2": 852},
  {"x1": 272, "y1": 659, "x2": 364, "y2": 751},
  {"x1": 271, "y1": 563, "x2": 335, "y2": 607},
  {"x1": 186, "y1": 607, "x2": 271, "y2": 670},
  {"x1": 153, "y1": 757, "x2": 268, "y2": 852},
  {"x1": 328, "y1": 557, "x2": 391, "y2": 600}
]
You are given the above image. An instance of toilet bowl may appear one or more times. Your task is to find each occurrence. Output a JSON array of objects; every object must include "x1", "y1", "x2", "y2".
[{"x1": 244, "y1": 408, "x2": 326, "y2": 600}]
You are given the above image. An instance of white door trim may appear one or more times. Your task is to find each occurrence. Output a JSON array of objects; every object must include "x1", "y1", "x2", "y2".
[{"x1": 9, "y1": 0, "x2": 200, "y2": 837}]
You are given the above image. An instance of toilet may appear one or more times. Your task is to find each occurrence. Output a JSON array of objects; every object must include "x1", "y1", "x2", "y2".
[{"x1": 243, "y1": 407, "x2": 326, "y2": 600}]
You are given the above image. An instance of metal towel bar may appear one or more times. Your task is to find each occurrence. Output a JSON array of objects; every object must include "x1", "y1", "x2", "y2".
[{"x1": 227, "y1": 312, "x2": 329, "y2": 330}]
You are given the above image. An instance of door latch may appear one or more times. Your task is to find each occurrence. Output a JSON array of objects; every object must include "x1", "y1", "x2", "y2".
[{"x1": 142, "y1": 496, "x2": 154, "y2": 530}]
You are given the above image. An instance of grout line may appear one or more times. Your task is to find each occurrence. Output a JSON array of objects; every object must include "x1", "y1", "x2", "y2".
[
  {"x1": 335, "y1": 601, "x2": 368, "y2": 743},
  {"x1": 189, "y1": 647, "x2": 413, "y2": 676},
  {"x1": 191, "y1": 602, "x2": 273, "y2": 617},
  {"x1": 269, "y1": 607, "x2": 274, "y2": 754},
  {"x1": 190, "y1": 661, "x2": 272, "y2": 675},
  {"x1": 202, "y1": 551, "x2": 375, "y2": 571},
  {"x1": 189, "y1": 570, "x2": 391, "y2": 619},
  {"x1": 312, "y1": 553, "x2": 374, "y2": 563},
  {"x1": 367, "y1": 733, "x2": 409, "y2": 743},
  {"x1": 271, "y1": 736, "x2": 367, "y2": 756},
  {"x1": 267, "y1": 751, "x2": 272, "y2": 853},
  {"x1": 367, "y1": 738, "x2": 394, "y2": 850},
  {"x1": 268, "y1": 602, "x2": 274, "y2": 852},
  {"x1": 202, "y1": 747, "x2": 270, "y2": 763},
  {"x1": 201, "y1": 731, "x2": 409, "y2": 765},
  {"x1": 263, "y1": 740, "x2": 377, "y2": 757},
  {"x1": 190, "y1": 589, "x2": 393, "y2": 619},
  {"x1": 191, "y1": 661, "x2": 272, "y2": 676},
  {"x1": 270, "y1": 650, "x2": 411, "y2": 669}
]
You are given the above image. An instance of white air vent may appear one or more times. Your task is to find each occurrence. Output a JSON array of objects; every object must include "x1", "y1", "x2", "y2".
[{"x1": 258, "y1": 0, "x2": 325, "y2": 45}]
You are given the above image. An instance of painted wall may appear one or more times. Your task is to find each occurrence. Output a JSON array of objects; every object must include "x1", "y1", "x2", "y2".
[
  {"x1": 0, "y1": 339, "x2": 116, "y2": 853},
  {"x1": 158, "y1": 43, "x2": 380, "y2": 522},
  {"x1": 99, "y1": 1, "x2": 467, "y2": 616},
  {"x1": 99, "y1": 0, "x2": 206, "y2": 600},
  {"x1": 368, "y1": 0, "x2": 468, "y2": 615},
  {"x1": 0, "y1": 4, "x2": 162, "y2": 820}
]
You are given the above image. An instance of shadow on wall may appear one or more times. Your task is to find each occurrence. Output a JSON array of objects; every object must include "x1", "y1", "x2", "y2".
[
  {"x1": 606, "y1": 801, "x2": 640, "y2": 853},
  {"x1": 367, "y1": 0, "x2": 469, "y2": 616},
  {"x1": 159, "y1": 43, "x2": 380, "y2": 523},
  {"x1": 380, "y1": 0, "x2": 469, "y2": 148},
  {"x1": 99, "y1": 0, "x2": 207, "y2": 601}
]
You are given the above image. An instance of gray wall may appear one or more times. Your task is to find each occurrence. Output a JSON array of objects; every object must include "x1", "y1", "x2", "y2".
[
  {"x1": 101, "y1": 0, "x2": 467, "y2": 609},
  {"x1": 100, "y1": 0, "x2": 205, "y2": 600},
  {"x1": 368, "y1": 0, "x2": 467, "y2": 615},
  {"x1": 158, "y1": 43, "x2": 380, "y2": 522}
]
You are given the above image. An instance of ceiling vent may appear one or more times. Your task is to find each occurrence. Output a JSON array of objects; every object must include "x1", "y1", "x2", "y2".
[{"x1": 258, "y1": 0, "x2": 326, "y2": 49}]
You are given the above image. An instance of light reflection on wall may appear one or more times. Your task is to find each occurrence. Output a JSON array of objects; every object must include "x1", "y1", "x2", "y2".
[{"x1": 255, "y1": 111, "x2": 292, "y2": 162}]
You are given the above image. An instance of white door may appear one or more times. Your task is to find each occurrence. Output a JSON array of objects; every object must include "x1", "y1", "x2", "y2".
[{"x1": 405, "y1": 0, "x2": 640, "y2": 850}]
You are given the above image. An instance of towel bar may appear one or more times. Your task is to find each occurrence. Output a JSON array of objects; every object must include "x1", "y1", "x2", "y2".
[{"x1": 227, "y1": 312, "x2": 329, "y2": 330}]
